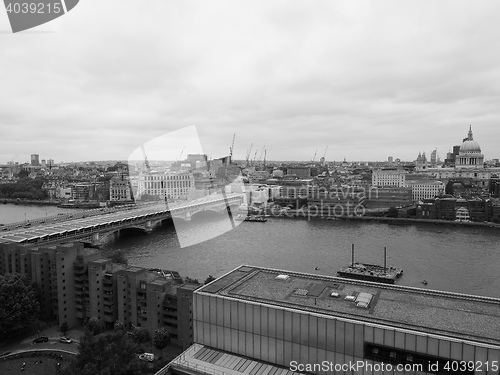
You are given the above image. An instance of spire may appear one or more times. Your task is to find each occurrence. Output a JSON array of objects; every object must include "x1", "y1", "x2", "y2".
[{"x1": 468, "y1": 125, "x2": 473, "y2": 140}]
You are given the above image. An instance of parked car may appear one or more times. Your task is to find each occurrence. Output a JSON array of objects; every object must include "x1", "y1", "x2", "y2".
[
  {"x1": 138, "y1": 353, "x2": 155, "y2": 362},
  {"x1": 32, "y1": 336, "x2": 49, "y2": 344},
  {"x1": 59, "y1": 336, "x2": 72, "y2": 344}
]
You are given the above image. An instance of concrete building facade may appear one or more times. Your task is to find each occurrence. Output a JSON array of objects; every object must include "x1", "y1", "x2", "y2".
[{"x1": 171, "y1": 265, "x2": 500, "y2": 375}]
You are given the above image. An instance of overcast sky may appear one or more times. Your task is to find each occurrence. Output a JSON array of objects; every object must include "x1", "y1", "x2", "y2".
[{"x1": 1, "y1": 1, "x2": 500, "y2": 164}]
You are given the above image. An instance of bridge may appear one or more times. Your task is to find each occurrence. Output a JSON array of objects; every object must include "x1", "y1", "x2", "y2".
[{"x1": 0, "y1": 193, "x2": 244, "y2": 247}]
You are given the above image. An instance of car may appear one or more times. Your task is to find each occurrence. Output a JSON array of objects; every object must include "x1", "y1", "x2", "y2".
[
  {"x1": 138, "y1": 353, "x2": 155, "y2": 362},
  {"x1": 32, "y1": 336, "x2": 49, "y2": 344},
  {"x1": 59, "y1": 336, "x2": 72, "y2": 343}
]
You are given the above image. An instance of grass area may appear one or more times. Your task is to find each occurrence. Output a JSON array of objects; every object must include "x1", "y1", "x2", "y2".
[{"x1": 0, "y1": 356, "x2": 70, "y2": 374}]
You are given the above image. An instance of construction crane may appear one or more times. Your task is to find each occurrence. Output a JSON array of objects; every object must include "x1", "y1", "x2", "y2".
[
  {"x1": 252, "y1": 150, "x2": 258, "y2": 165},
  {"x1": 246, "y1": 143, "x2": 253, "y2": 167},
  {"x1": 176, "y1": 146, "x2": 185, "y2": 162},
  {"x1": 229, "y1": 134, "x2": 236, "y2": 161},
  {"x1": 140, "y1": 145, "x2": 151, "y2": 173},
  {"x1": 312, "y1": 149, "x2": 318, "y2": 163},
  {"x1": 322, "y1": 146, "x2": 329, "y2": 162},
  {"x1": 263, "y1": 149, "x2": 267, "y2": 168},
  {"x1": 259, "y1": 145, "x2": 265, "y2": 163}
]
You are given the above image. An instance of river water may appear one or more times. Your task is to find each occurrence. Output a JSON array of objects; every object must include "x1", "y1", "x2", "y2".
[{"x1": 3, "y1": 205, "x2": 500, "y2": 298}]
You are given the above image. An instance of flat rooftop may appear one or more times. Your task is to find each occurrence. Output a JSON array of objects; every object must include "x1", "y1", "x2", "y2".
[{"x1": 198, "y1": 265, "x2": 500, "y2": 346}]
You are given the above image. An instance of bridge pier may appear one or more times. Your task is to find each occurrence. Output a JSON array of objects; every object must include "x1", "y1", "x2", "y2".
[{"x1": 91, "y1": 232, "x2": 100, "y2": 246}]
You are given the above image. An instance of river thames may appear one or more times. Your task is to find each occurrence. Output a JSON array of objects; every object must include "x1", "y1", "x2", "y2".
[{"x1": 3, "y1": 205, "x2": 500, "y2": 298}]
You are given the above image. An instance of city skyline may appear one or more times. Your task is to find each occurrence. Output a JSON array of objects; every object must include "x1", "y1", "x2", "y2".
[{"x1": 2, "y1": 1, "x2": 500, "y2": 163}]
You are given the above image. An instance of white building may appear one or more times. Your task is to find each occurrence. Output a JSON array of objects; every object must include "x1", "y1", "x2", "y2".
[
  {"x1": 134, "y1": 172, "x2": 195, "y2": 200},
  {"x1": 372, "y1": 168, "x2": 406, "y2": 187},
  {"x1": 406, "y1": 180, "x2": 445, "y2": 202}
]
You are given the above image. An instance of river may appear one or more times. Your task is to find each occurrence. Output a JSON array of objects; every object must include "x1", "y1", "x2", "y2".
[{"x1": 3, "y1": 205, "x2": 500, "y2": 298}]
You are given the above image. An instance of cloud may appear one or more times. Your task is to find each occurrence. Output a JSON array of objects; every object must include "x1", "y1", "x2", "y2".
[{"x1": 1, "y1": 0, "x2": 500, "y2": 163}]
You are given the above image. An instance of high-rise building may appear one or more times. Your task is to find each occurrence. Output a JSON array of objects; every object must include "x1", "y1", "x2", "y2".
[
  {"x1": 31, "y1": 154, "x2": 40, "y2": 166},
  {"x1": 430, "y1": 149, "x2": 437, "y2": 167}
]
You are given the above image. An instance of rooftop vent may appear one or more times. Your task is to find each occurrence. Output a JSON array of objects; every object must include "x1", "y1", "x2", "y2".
[
  {"x1": 355, "y1": 292, "x2": 373, "y2": 308},
  {"x1": 344, "y1": 295, "x2": 356, "y2": 302},
  {"x1": 295, "y1": 289, "x2": 308, "y2": 296},
  {"x1": 330, "y1": 292, "x2": 340, "y2": 298},
  {"x1": 275, "y1": 274, "x2": 290, "y2": 281}
]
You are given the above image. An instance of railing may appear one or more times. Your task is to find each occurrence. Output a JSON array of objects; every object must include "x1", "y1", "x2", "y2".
[{"x1": 1, "y1": 195, "x2": 243, "y2": 245}]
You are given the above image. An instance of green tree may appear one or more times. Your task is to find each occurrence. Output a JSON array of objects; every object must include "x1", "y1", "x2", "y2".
[
  {"x1": 64, "y1": 331, "x2": 146, "y2": 375},
  {"x1": 109, "y1": 250, "x2": 128, "y2": 265},
  {"x1": 204, "y1": 275, "x2": 216, "y2": 285},
  {"x1": 114, "y1": 321, "x2": 125, "y2": 332},
  {"x1": 0, "y1": 273, "x2": 40, "y2": 336},
  {"x1": 152, "y1": 326, "x2": 170, "y2": 358},
  {"x1": 86, "y1": 317, "x2": 101, "y2": 336},
  {"x1": 130, "y1": 326, "x2": 150, "y2": 344}
]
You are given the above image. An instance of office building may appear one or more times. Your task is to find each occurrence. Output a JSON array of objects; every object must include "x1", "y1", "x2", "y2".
[
  {"x1": 109, "y1": 176, "x2": 133, "y2": 202},
  {"x1": 31, "y1": 154, "x2": 40, "y2": 166},
  {"x1": 134, "y1": 172, "x2": 195, "y2": 200},
  {"x1": 405, "y1": 180, "x2": 445, "y2": 202},
  {"x1": 372, "y1": 168, "x2": 406, "y2": 188}
]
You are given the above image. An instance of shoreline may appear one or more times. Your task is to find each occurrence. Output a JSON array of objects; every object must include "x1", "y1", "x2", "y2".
[
  {"x1": 270, "y1": 209, "x2": 500, "y2": 229},
  {"x1": 1, "y1": 199, "x2": 60, "y2": 206}
]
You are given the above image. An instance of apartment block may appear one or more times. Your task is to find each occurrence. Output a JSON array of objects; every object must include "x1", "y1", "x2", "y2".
[{"x1": 0, "y1": 242, "x2": 197, "y2": 345}]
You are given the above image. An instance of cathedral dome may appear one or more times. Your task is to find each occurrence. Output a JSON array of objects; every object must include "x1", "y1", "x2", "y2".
[
  {"x1": 459, "y1": 126, "x2": 481, "y2": 153},
  {"x1": 459, "y1": 140, "x2": 481, "y2": 153}
]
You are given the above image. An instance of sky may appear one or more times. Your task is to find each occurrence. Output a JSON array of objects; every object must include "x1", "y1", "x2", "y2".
[{"x1": 1, "y1": 0, "x2": 500, "y2": 164}]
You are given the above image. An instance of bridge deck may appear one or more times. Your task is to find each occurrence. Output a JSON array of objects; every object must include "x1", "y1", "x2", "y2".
[{"x1": 0, "y1": 193, "x2": 243, "y2": 246}]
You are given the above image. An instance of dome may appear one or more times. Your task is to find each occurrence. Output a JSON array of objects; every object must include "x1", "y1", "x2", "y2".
[
  {"x1": 459, "y1": 125, "x2": 481, "y2": 153},
  {"x1": 459, "y1": 140, "x2": 481, "y2": 153}
]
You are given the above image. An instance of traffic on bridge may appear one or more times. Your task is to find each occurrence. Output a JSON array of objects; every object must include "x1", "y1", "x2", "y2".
[{"x1": 0, "y1": 193, "x2": 244, "y2": 246}]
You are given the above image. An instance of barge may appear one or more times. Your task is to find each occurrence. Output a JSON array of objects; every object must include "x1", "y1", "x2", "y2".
[{"x1": 337, "y1": 245, "x2": 403, "y2": 284}]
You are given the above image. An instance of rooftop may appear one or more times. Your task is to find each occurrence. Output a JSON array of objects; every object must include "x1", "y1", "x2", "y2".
[{"x1": 197, "y1": 265, "x2": 500, "y2": 346}]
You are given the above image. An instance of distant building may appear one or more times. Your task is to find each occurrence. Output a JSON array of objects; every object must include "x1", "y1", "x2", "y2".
[
  {"x1": 30, "y1": 154, "x2": 40, "y2": 166},
  {"x1": 134, "y1": 172, "x2": 195, "y2": 200},
  {"x1": 430, "y1": 149, "x2": 437, "y2": 167},
  {"x1": 456, "y1": 126, "x2": 485, "y2": 168},
  {"x1": 388, "y1": 156, "x2": 393, "y2": 164},
  {"x1": 405, "y1": 179, "x2": 445, "y2": 202},
  {"x1": 417, "y1": 197, "x2": 492, "y2": 222},
  {"x1": 372, "y1": 168, "x2": 406, "y2": 187},
  {"x1": 286, "y1": 166, "x2": 312, "y2": 178},
  {"x1": 109, "y1": 176, "x2": 132, "y2": 202}
]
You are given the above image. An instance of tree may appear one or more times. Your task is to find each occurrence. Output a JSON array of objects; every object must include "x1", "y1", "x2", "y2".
[
  {"x1": 0, "y1": 273, "x2": 40, "y2": 336},
  {"x1": 204, "y1": 275, "x2": 216, "y2": 285},
  {"x1": 130, "y1": 326, "x2": 149, "y2": 344},
  {"x1": 387, "y1": 207, "x2": 398, "y2": 218},
  {"x1": 109, "y1": 250, "x2": 128, "y2": 265},
  {"x1": 152, "y1": 327, "x2": 170, "y2": 358},
  {"x1": 63, "y1": 330, "x2": 146, "y2": 375},
  {"x1": 184, "y1": 276, "x2": 200, "y2": 284},
  {"x1": 60, "y1": 322, "x2": 69, "y2": 336},
  {"x1": 114, "y1": 321, "x2": 125, "y2": 333},
  {"x1": 86, "y1": 317, "x2": 101, "y2": 336}
]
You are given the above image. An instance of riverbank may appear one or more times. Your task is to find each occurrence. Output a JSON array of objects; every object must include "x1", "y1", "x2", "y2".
[
  {"x1": 272, "y1": 209, "x2": 500, "y2": 229},
  {"x1": 1, "y1": 199, "x2": 60, "y2": 206}
]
